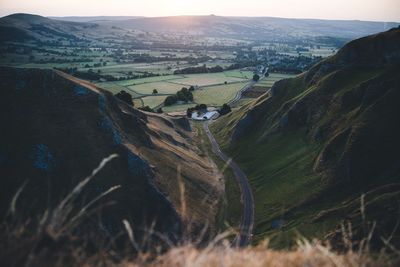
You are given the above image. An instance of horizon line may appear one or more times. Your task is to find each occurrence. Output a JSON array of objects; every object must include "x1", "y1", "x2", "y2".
[{"x1": 2, "y1": 12, "x2": 400, "y2": 23}]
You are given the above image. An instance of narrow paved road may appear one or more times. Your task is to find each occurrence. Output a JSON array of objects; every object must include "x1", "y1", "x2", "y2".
[
  {"x1": 227, "y1": 80, "x2": 257, "y2": 106},
  {"x1": 203, "y1": 122, "x2": 254, "y2": 247}
]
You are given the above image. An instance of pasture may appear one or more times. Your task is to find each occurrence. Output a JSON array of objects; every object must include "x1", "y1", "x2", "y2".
[
  {"x1": 128, "y1": 81, "x2": 182, "y2": 95},
  {"x1": 193, "y1": 82, "x2": 248, "y2": 106},
  {"x1": 172, "y1": 73, "x2": 248, "y2": 87},
  {"x1": 142, "y1": 95, "x2": 168, "y2": 108}
]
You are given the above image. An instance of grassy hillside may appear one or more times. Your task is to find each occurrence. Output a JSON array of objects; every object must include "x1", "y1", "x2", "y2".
[
  {"x1": 211, "y1": 27, "x2": 400, "y2": 248},
  {"x1": 0, "y1": 67, "x2": 223, "y2": 247}
]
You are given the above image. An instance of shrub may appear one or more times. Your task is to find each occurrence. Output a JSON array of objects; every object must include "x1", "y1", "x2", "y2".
[
  {"x1": 115, "y1": 90, "x2": 134, "y2": 106},
  {"x1": 138, "y1": 106, "x2": 154, "y2": 112}
]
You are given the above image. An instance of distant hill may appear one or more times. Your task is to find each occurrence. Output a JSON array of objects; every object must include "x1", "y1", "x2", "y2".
[
  {"x1": 0, "y1": 13, "x2": 135, "y2": 43},
  {"x1": 81, "y1": 15, "x2": 399, "y2": 40},
  {"x1": 1, "y1": 13, "x2": 398, "y2": 43},
  {"x1": 0, "y1": 67, "x2": 223, "y2": 243},
  {"x1": 212, "y1": 27, "x2": 400, "y2": 248},
  {"x1": 50, "y1": 16, "x2": 143, "y2": 23}
]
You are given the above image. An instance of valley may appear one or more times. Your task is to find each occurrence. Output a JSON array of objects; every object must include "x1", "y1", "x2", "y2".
[{"x1": 0, "y1": 8, "x2": 400, "y2": 267}]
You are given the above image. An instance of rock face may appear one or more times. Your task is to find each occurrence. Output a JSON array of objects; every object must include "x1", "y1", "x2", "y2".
[
  {"x1": 0, "y1": 67, "x2": 223, "y2": 243},
  {"x1": 218, "y1": 28, "x2": 400, "y2": 248}
]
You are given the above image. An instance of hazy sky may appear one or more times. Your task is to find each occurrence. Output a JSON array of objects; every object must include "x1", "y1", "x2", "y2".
[{"x1": 0, "y1": 0, "x2": 399, "y2": 21}]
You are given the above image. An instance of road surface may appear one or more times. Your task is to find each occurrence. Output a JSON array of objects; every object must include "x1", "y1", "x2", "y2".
[
  {"x1": 227, "y1": 80, "x2": 257, "y2": 106},
  {"x1": 203, "y1": 122, "x2": 254, "y2": 247}
]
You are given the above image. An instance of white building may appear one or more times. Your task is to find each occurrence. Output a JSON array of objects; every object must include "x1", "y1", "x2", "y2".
[{"x1": 191, "y1": 111, "x2": 219, "y2": 121}]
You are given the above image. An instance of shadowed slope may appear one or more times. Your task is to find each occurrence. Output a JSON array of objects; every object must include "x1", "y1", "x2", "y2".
[
  {"x1": 211, "y1": 27, "x2": 400, "y2": 248},
  {"x1": 0, "y1": 67, "x2": 223, "y2": 245}
]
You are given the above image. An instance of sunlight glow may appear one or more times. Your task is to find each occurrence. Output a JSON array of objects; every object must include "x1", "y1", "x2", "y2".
[{"x1": 0, "y1": 0, "x2": 399, "y2": 21}]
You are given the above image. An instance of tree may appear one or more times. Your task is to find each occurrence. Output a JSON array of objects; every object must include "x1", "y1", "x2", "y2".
[
  {"x1": 253, "y1": 74, "x2": 260, "y2": 82},
  {"x1": 115, "y1": 90, "x2": 134, "y2": 106},
  {"x1": 153, "y1": 89, "x2": 158, "y2": 94},
  {"x1": 156, "y1": 108, "x2": 163, "y2": 113},
  {"x1": 164, "y1": 95, "x2": 178, "y2": 106},
  {"x1": 198, "y1": 104, "x2": 207, "y2": 110},
  {"x1": 186, "y1": 108, "x2": 193, "y2": 118},
  {"x1": 176, "y1": 87, "x2": 193, "y2": 102},
  {"x1": 218, "y1": 103, "x2": 231, "y2": 116},
  {"x1": 189, "y1": 86, "x2": 195, "y2": 91}
]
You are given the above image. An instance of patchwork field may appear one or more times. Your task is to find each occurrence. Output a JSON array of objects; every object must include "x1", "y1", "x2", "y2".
[
  {"x1": 172, "y1": 73, "x2": 249, "y2": 87},
  {"x1": 96, "y1": 71, "x2": 294, "y2": 112}
]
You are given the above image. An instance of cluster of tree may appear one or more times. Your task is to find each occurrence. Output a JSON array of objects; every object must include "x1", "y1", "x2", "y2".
[
  {"x1": 164, "y1": 87, "x2": 194, "y2": 106},
  {"x1": 138, "y1": 106, "x2": 163, "y2": 113},
  {"x1": 84, "y1": 62, "x2": 107, "y2": 68},
  {"x1": 268, "y1": 55, "x2": 322, "y2": 74},
  {"x1": 57, "y1": 68, "x2": 161, "y2": 82},
  {"x1": 253, "y1": 74, "x2": 260, "y2": 81},
  {"x1": 33, "y1": 57, "x2": 92, "y2": 64},
  {"x1": 218, "y1": 104, "x2": 232, "y2": 116},
  {"x1": 63, "y1": 68, "x2": 117, "y2": 81},
  {"x1": 186, "y1": 104, "x2": 207, "y2": 118},
  {"x1": 115, "y1": 90, "x2": 134, "y2": 106},
  {"x1": 174, "y1": 65, "x2": 224, "y2": 75}
]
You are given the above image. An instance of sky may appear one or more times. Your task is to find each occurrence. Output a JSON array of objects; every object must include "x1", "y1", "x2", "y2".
[{"x1": 0, "y1": 0, "x2": 399, "y2": 22}]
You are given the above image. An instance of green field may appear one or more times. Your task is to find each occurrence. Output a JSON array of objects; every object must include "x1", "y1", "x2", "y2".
[
  {"x1": 193, "y1": 82, "x2": 247, "y2": 106},
  {"x1": 117, "y1": 75, "x2": 184, "y2": 86},
  {"x1": 128, "y1": 81, "x2": 182, "y2": 95},
  {"x1": 141, "y1": 95, "x2": 168, "y2": 108},
  {"x1": 172, "y1": 73, "x2": 248, "y2": 87},
  {"x1": 96, "y1": 82, "x2": 141, "y2": 97},
  {"x1": 162, "y1": 103, "x2": 197, "y2": 113}
]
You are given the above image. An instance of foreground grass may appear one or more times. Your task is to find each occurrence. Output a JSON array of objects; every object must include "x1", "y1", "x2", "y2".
[
  {"x1": 1, "y1": 155, "x2": 398, "y2": 267},
  {"x1": 126, "y1": 242, "x2": 394, "y2": 267}
]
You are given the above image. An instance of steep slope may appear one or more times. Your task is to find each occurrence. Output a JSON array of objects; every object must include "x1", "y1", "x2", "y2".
[
  {"x1": 211, "y1": 27, "x2": 400, "y2": 248},
  {"x1": 0, "y1": 67, "x2": 223, "y2": 244}
]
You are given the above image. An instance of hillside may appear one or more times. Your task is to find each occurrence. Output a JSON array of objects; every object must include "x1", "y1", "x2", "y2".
[
  {"x1": 2, "y1": 13, "x2": 398, "y2": 44},
  {"x1": 78, "y1": 15, "x2": 399, "y2": 40},
  {"x1": 0, "y1": 13, "x2": 136, "y2": 43},
  {"x1": 0, "y1": 67, "x2": 223, "y2": 247},
  {"x1": 211, "y1": 27, "x2": 400, "y2": 248}
]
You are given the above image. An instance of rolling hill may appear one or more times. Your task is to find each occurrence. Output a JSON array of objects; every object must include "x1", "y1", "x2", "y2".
[
  {"x1": 0, "y1": 67, "x2": 223, "y2": 246},
  {"x1": 1, "y1": 13, "x2": 398, "y2": 44},
  {"x1": 0, "y1": 13, "x2": 136, "y2": 43},
  {"x1": 58, "y1": 15, "x2": 399, "y2": 40},
  {"x1": 211, "y1": 27, "x2": 400, "y2": 248}
]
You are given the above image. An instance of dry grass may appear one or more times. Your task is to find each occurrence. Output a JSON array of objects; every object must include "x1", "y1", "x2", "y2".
[
  {"x1": 1, "y1": 155, "x2": 398, "y2": 267},
  {"x1": 125, "y1": 241, "x2": 394, "y2": 267}
]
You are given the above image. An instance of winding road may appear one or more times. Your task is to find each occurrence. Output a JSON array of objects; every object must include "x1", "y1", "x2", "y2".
[
  {"x1": 203, "y1": 122, "x2": 254, "y2": 247},
  {"x1": 227, "y1": 80, "x2": 257, "y2": 106}
]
